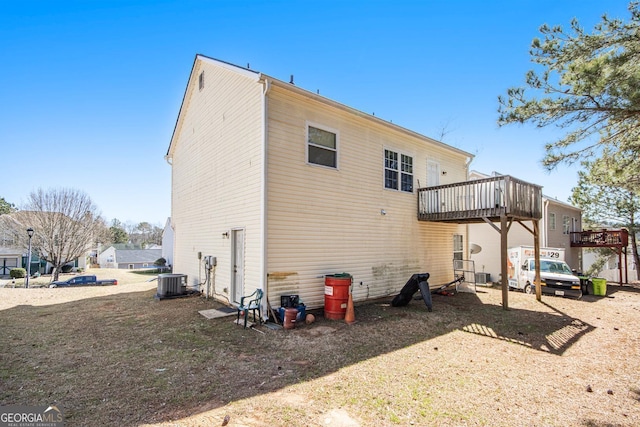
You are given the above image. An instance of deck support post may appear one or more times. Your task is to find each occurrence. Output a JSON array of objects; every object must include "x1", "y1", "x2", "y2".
[
  {"x1": 500, "y1": 214, "x2": 509, "y2": 310},
  {"x1": 534, "y1": 219, "x2": 542, "y2": 302}
]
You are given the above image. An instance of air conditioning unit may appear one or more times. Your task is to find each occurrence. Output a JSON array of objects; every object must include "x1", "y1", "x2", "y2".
[
  {"x1": 157, "y1": 273, "x2": 187, "y2": 298},
  {"x1": 475, "y1": 272, "x2": 490, "y2": 285}
]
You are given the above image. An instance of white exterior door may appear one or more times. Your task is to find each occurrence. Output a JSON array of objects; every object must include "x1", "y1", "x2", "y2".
[
  {"x1": 426, "y1": 160, "x2": 441, "y2": 212},
  {"x1": 231, "y1": 229, "x2": 245, "y2": 303},
  {"x1": 427, "y1": 160, "x2": 440, "y2": 186}
]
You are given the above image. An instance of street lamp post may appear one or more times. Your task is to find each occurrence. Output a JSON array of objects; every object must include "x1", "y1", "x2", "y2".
[{"x1": 25, "y1": 228, "x2": 34, "y2": 289}]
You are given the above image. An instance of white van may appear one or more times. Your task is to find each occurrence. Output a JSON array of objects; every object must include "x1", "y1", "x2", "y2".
[{"x1": 508, "y1": 246, "x2": 581, "y2": 298}]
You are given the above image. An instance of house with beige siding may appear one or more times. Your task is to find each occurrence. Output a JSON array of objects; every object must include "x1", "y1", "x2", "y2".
[
  {"x1": 467, "y1": 171, "x2": 583, "y2": 284},
  {"x1": 166, "y1": 54, "x2": 479, "y2": 314}
]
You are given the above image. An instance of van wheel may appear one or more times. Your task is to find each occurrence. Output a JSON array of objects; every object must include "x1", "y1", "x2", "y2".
[{"x1": 524, "y1": 284, "x2": 533, "y2": 294}]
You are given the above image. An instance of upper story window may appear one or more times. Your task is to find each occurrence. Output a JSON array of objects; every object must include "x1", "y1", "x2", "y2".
[
  {"x1": 198, "y1": 71, "x2": 205, "y2": 91},
  {"x1": 307, "y1": 125, "x2": 337, "y2": 168},
  {"x1": 549, "y1": 212, "x2": 556, "y2": 230},
  {"x1": 384, "y1": 149, "x2": 413, "y2": 192},
  {"x1": 562, "y1": 215, "x2": 571, "y2": 234}
]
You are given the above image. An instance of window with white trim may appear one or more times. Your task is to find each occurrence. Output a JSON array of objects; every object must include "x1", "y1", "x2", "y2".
[
  {"x1": 549, "y1": 212, "x2": 556, "y2": 230},
  {"x1": 562, "y1": 215, "x2": 571, "y2": 234},
  {"x1": 384, "y1": 149, "x2": 413, "y2": 192},
  {"x1": 307, "y1": 125, "x2": 337, "y2": 168},
  {"x1": 453, "y1": 234, "x2": 464, "y2": 261}
]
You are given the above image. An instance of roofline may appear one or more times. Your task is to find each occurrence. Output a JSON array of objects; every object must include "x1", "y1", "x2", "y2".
[
  {"x1": 166, "y1": 55, "x2": 197, "y2": 158},
  {"x1": 197, "y1": 54, "x2": 260, "y2": 80},
  {"x1": 165, "y1": 54, "x2": 261, "y2": 158},
  {"x1": 261, "y1": 74, "x2": 474, "y2": 159},
  {"x1": 542, "y1": 194, "x2": 580, "y2": 210},
  {"x1": 166, "y1": 55, "x2": 474, "y2": 160}
]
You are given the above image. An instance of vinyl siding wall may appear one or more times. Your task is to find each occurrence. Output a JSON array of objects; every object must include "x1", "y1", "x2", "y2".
[
  {"x1": 170, "y1": 60, "x2": 264, "y2": 301},
  {"x1": 545, "y1": 201, "x2": 582, "y2": 270},
  {"x1": 265, "y1": 85, "x2": 469, "y2": 309}
]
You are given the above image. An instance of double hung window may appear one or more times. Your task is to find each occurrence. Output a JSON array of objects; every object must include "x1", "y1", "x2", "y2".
[
  {"x1": 384, "y1": 149, "x2": 413, "y2": 192},
  {"x1": 308, "y1": 125, "x2": 337, "y2": 168}
]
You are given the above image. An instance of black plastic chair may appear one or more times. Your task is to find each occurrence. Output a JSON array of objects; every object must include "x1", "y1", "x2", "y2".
[{"x1": 236, "y1": 289, "x2": 263, "y2": 328}]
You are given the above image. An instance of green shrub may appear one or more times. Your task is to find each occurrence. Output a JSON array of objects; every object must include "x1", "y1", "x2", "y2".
[
  {"x1": 61, "y1": 265, "x2": 73, "y2": 273},
  {"x1": 154, "y1": 257, "x2": 167, "y2": 267},
  {"x1": 10, "y1": 268, "x2": 26, "y2": 279},
  {"x1": 77, "y1": 268, "x2": 84, "y2": 273}
]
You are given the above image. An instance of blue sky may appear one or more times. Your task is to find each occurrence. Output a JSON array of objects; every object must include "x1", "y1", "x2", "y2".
[{"x1": 0, "y1": 0, "x2": 632, "y2": 226}]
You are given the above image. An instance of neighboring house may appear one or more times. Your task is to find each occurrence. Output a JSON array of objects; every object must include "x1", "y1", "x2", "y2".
[
  {"x1": 162, "y1": 217, "x2": 174, "y2": 267},
  {"x1": 0, "y1": 212, "x2": 88, "y2": 275},
  {"x1": 166, "y1": 55, "x2": 478, "y2": 310},
  {"x1": 99, "y1": 246, "x2": 162, "y2": 269},
  {"x1": 468, "y1": 171, "x2": 583, "y2": 283},
  {"x1": 0, "y1": 245, "x2": 82, "y2": 276},
  {"x1": 0, "y1": 217, "x2": 22, "y2": 277},
  {"x1": 0, "y1": 247, "x2": 21, "y2": 277}
]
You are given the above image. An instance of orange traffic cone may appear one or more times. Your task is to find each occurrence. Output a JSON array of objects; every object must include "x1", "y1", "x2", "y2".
[{"x1": 345, "y1": 292, "x2": 355, "y2": 324}]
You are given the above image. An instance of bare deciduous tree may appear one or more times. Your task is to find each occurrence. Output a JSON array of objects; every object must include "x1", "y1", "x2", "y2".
[{"x1": 18, "y1": 188, "x2": 109, "y2": 281}]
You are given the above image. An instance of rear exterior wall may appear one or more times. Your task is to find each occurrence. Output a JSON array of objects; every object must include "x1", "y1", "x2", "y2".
[{"x1": 265, "y1": 85, "x2": 469, "y2": 309}]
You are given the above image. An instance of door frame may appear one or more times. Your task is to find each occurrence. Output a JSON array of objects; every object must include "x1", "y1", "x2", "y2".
[
  {"x1": 427, "y1": 159, "x2": 441, "y2": 212},
  {"x1": 230, "y1": 228, "x2": 245, "y2": 304}
]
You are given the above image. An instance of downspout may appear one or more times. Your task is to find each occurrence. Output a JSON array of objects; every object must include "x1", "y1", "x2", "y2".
[
  {"x1": 541, "y1": 198, "x2": 549, "y2": 248},
  {"x1": 164, "y1": 154, "x2": 173, "y2": 272},
  {"x1": 260, "y1": 77, "x2": 271, "y2": 316}
]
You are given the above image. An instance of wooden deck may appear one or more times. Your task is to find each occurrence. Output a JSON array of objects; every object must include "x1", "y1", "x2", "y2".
[
  {"x1": 570, "y1": 229, "x2": 629, "y2": 248},
  {"x1": 417, "y1": 175, "x2": 542, "y2": 223}
]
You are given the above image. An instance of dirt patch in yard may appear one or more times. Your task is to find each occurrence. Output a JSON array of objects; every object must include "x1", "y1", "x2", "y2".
[{"x1": 1, "y1": 271, "x2": 639, "y2": 426}]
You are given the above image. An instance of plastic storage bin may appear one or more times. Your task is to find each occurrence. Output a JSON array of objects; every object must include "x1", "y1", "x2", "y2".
[{"x1": 591, "y1": 278, "x2": 607, "y2": 296}]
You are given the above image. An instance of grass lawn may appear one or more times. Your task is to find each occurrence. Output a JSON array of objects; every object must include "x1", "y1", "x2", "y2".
[{"x1": 1, "y1": 270, "x2": 639, "y2": 426}]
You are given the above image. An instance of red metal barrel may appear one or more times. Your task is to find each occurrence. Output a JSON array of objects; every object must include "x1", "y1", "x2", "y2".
[
  {"x1": 283, "y1": 307, "x2": 298, "y2": 329},
  {"x1": 324, "y1": 274, "x2": 352, "y2": 320}
]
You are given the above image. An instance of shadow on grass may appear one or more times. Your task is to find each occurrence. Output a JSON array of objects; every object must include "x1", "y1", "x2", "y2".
[
  {"x1": 432, "y1": 290, "x2": 595, "y2": 356},
  {"x1": 0, "y1": 286, "x2": 596, "y2": 426}
]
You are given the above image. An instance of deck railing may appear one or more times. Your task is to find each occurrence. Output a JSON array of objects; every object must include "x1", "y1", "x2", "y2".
[
  {"x1": 570, "y1": 229, "x2": 629, "y2": 247},
  {"x1": 417, "y1": 175, "x2": 542, "y2": 222}
]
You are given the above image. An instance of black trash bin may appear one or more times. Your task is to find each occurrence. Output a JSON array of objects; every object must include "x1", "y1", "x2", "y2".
[{"x1": 578, "y1": 276, "x2": 591, "y2": 295}]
